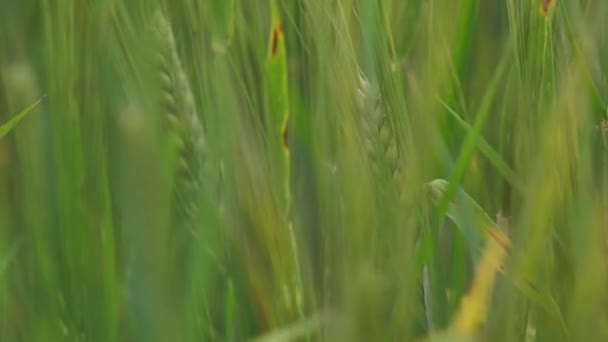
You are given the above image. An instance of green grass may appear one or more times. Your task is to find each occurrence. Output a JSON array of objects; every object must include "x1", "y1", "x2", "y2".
[{"x1": 1, "y1": 0, "x2": 608, "y2": 341}]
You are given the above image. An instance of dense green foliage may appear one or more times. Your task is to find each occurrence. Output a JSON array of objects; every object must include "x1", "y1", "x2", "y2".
[{"x1": 1, "y1": 0, "x2": 607, "y2": 341}]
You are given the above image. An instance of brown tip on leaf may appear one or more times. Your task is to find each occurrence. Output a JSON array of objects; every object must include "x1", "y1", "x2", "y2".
[
  {"x1": 281, "y1": 118, "x2": 289, "y2": 152},
  {"x1": 271, "y1": 24, "x2": 282, "y2": 59},
  {"x1": 540, "y1": 0, "x2": 554, "y2": 17}
]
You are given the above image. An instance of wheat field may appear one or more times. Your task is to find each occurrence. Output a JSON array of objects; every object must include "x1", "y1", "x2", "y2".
[{"x1": 1, "y1": 0, "x2": 607, "y2": 341}]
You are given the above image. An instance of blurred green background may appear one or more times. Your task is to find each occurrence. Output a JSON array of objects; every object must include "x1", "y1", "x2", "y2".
[{"x1": 1, "y1": 0, "x2": 607, "y2": 341}]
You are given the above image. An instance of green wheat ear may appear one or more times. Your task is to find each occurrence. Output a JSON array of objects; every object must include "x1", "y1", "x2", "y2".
[
  {"x1": 153, "y1": 10, "x2": 206, "y2": 272},
  {"x1": 356, "y1": 73, "x2": 400, "y2": 185}
]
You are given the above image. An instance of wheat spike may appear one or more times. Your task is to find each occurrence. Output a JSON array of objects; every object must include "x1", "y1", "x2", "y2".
[
  {"x1": 152, "y1": 12, "x2": 209, "y2": 302},
  {"x1": 356, "y1": 72, "x2": 401, "y2": 185},
  {"x1": 154, "y1": 11, "x2": 206, "y2": 227}
]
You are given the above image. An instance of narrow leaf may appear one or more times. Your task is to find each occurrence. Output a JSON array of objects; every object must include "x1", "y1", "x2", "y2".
[
  {"x1": 426, "y1": 179, "x2": 568, "y2": 335},
  {"x1": 0, "y1": 97, "x2": 44, "y2": 138}
]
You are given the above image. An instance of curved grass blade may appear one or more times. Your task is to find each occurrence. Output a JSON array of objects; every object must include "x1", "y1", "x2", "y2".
[
  {"x1": 439, "y1": 100, "x2": 525, "y2": 194},
  {"x1": 0, "y1": 96, "x2": 44, "y2": 138},
  {"x1": 426, "y1": 179, "x2": 504, "y2": 265},
  {"x1": 426, "y1": 179, "x2": 568, "y2": 336},
  {"x1": 433, "y1": 51, "x2": 510, "y2": 235}
]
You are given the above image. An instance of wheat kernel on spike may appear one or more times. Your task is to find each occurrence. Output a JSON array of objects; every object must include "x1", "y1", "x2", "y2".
[{"x1": 386, "y1": 142, "x2": 398, "y2": 163}]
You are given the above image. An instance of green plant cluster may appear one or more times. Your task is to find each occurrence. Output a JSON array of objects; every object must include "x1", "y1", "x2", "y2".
[{"x1": 1, "y1": 1, "x2": 607, "y2": 341}]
